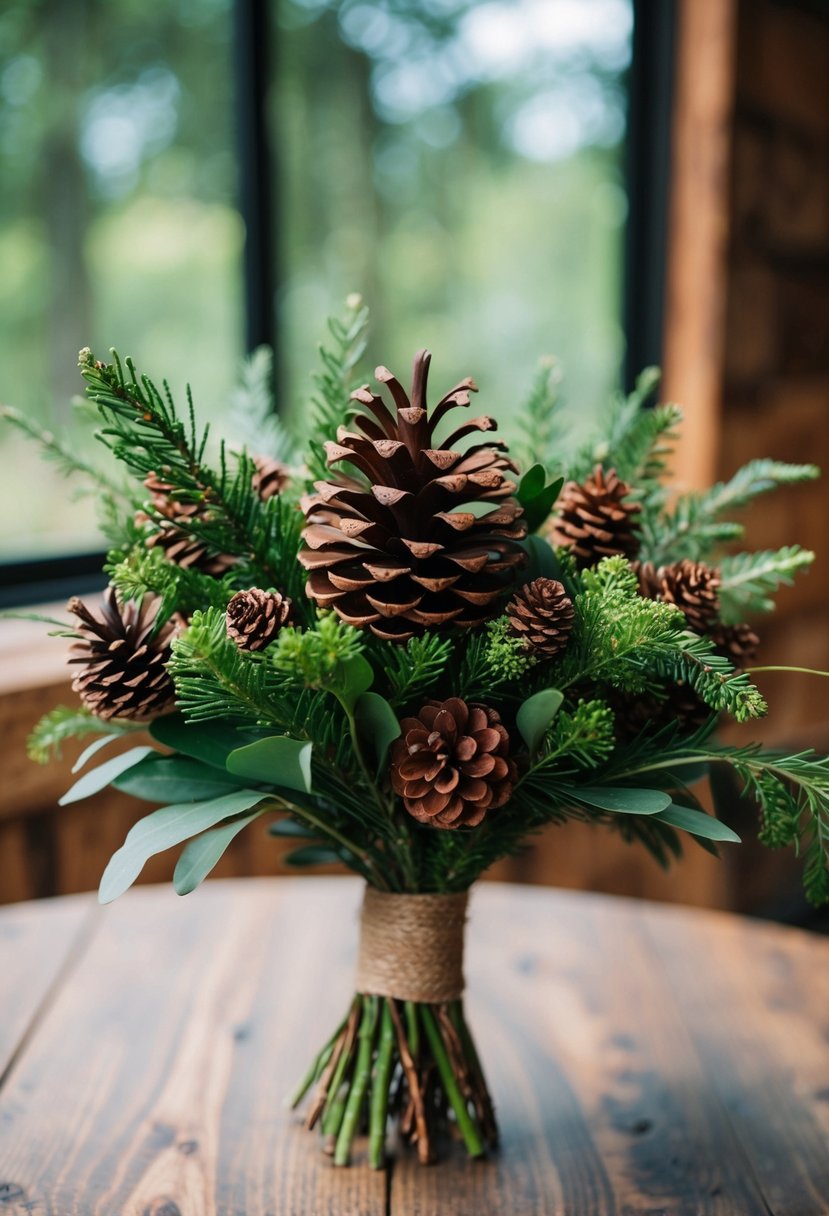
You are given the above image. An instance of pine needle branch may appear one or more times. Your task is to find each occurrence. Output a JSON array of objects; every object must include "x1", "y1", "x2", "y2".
[{"x1": 718, "y1": 546, "x2": 815, "y2": 621}]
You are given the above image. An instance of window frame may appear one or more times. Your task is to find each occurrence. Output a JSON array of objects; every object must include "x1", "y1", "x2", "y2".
[{"x1": 0, "y1": 0, "x2": 674, "y2": 609}]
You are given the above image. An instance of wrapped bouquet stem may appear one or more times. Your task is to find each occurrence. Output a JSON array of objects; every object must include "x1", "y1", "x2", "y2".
[
  {"x1": 7, "y1": 296, "x2": 829, "y2": 1167},
  {"x1": 293, "y1": 888, "x2": 494, "y2": 1165}
]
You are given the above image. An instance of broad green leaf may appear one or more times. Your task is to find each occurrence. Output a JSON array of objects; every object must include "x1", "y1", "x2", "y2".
[
  {"x1": 520, "y1": 475, "x2": 564, "y2": 533},
  {"x1": 517, "y1": 688, "x2": 564, "y2": 753},
  {"x1": 226, "y1": 736, "x2": 313, "y2": 793},
  {"x1": 99, "y1": 788, "x2": 267, "y2": 904},
  {"x1": 567, "y1": 786, "x2": 672, "y2": 815},
  {"x1": 114, "y1": 754, "x2": 246, "y2": 803},
  {"x1": 355, "y1": 691, "x2": 401, "y2": 771},
  {"x1": 654, "y1": 803, "x2": 741, "y2": 843},
  {"x1": 173, "y1": 809, "x2": 266, "y2": 895},
  {"x1": 71, "y1": 734, "x2": 125, "y2": 773},
  {"x1": 284, "y1": 845, "x2": 343, "y2": 867},
  {"x1": 518, "y1": 463, "x2": 546, "y2": 501},
  {"x1": 334, "y1": 653, "x2": 374, "y2": 711},
  {"x1": 150, "y1": 714, "x2": 256, "y2": 770},
  {"x1": 521, "y1": 534, "x2": 560, "y2": 581},
  {"x1": 59, "y1": 746, "x2": 156, "y2": 806}
]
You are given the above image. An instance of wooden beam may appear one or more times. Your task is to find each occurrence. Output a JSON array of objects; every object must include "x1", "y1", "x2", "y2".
[{"x1": 662, "y1": 0, "x2": 739, "y2": 490}]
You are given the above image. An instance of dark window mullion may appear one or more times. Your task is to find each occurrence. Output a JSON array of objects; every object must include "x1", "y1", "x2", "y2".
[{"x1": 623, "y1": 0, "x2": 677, "y2": 392}]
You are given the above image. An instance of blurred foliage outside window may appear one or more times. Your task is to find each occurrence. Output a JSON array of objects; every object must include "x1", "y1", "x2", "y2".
[{"x1": 0, "y1": 0, "x2": 631, "y2": 563}]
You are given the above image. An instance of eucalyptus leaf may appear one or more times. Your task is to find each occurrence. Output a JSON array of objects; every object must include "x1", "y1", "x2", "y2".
[
  {"x1": 150, "y1": 714, "x2": 257, "y2": 770},
  {"x1": 173, "y1": 809, "x2": 266, "y2": 895},
  {"x1": 355, "y1": 691, "x2": 401, "y2": 771},
  {"x1": 114, "y1": 754, "x2": 246, "y2": 803},
  {"x1": 516, "y1": 688, "x2": 564, "y2": 753},
  {"x1": 59, "y1": 746, "x2": 156, "y2": 806},
  {"x1": 227, "y1": 736, "x2": 313, "y2": 793},
  {"x1": 71, "y1": 733, "x2": 124, "y2": 773},
  {"x1": 654, "y1": 803, "x2": 741, "y2": 843},
  {"x1": 334, "y1": 653, "x2": 375, "y2": 711},
  {"x1": 99, "y1": 787, "x2": 268, "y2": 903},
  {"x1": 566, "y1": 786, "x2": 673, "y2": 815}
]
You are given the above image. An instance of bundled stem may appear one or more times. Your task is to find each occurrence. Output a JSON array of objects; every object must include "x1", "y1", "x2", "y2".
[{"x1": 291, "y1": 992, "x2": 496, "y2": 1167}]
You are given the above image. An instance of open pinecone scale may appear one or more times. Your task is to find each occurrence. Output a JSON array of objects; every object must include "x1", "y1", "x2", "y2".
[{"x1": 299, "y1": 350, "x2": 528, "y2": 640}]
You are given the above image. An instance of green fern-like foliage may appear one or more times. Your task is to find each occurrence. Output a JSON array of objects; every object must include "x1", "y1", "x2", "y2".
[
  {"x1": 640, "y1": 459, "x2": 819, "y2": 567},
  {"x1": 305, "y1": 295, "x2": 370, "y2": 486},
  {"x1": 718, "y1": 546, "x2": 816, "y2": 621},
  {"x1": 28, "y1": 706, "x2": 138, "y2": 763},
  {"x1": 225, "y1": 345, "x2": 299, "y2": 466},
  {"x1": 510, "y1": 356, "x2": 566, "y2": 475}
]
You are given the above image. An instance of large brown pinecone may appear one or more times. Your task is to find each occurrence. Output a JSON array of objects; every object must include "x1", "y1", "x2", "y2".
[
  {"x1": 251, "y1": 454, "x2": 290, "y2": 500},
  {"x1": 299, "y1": 350, "x2": 527, "y2": 641},
  {"x1": 140, "y1": 472, "x2": 236, "y2": 578},
  {"x1": 552, "y1": 465, "x2": 640, "y2": 568},
  {"x1": 506, "y1": 577, "x2": 575, "y2": 658},
  {"x1": 226, "y1": 588, "x2": 292, "y2": 651},
  {"x1": 635, "y1": 559, "x2": 721, "y2": 635},
  {"x1": 67, "y1": 589, "x2": 177, "y2": 721},
  {"x1": 390, "y1": 698, "x2": 517, "y2": 829}
]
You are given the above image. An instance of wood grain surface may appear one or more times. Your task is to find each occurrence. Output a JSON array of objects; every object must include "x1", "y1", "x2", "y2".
[{"x1": 0, "y1": 878, "x2": 827, "y2": 1215}]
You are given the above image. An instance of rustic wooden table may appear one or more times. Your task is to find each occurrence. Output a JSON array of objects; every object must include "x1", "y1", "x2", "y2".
[{"x1": 0, "y1": 878, "x2": 827, "y2": 1215}]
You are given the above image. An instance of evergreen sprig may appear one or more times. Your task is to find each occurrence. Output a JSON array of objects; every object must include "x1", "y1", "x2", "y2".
[
  {"x1": 79, "y1": 349, "x2": 305, "y2": 595},
  {"x1": 550, "y1": 557, "x2": 766, "y2": 721},
  {"x1": 511, "y1": 356, "x2": 566, "y2": 475},
  {"x1": 374, "y1": 633, "x2": 453, "y2": 709},
  {"x1": 305, "y1": 296, "x2": 370, "y2": 485},
  {"x1": 718, "y1": 546, "x2": 815, "y2": 621},
  {"x1": 642, "y1": 459, "x2": 819, "y2": 565},
  {"x1": 169, "y1": 607, "x2": 298, "y2": 728},
  {"x1": 28, "y1": 706, "x2": 138, "y2": 763},
  {"x1": 106, "y1": 545, "x2": 236, "y2": 621},
  {"x1": 568, "y1": 367, "x2": 662, "y2": 483},
  {"x1": 225, "y1": 346, "x2": 299, "y2": 466}
]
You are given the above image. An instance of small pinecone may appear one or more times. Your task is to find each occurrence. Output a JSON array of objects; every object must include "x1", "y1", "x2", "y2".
[
  {"x1": 67, "y1": 589, "x2": 176, "y2": 721},
  {"x1": 143, "y1": 472, "x2": 202, "y2": 521},
  {"x1": 635, "y1": 559, "x2": 721, "y2": 634},
  {"x1": 299, "y1": 349, "x2": 527, "y2": 641},
  {"x1": 145, "y1": 525, "x2": 237, "y2": 577},
  {"x1": 506, "y1": 577, "x2": 574, "y2": 658},
  {"x1": 709, "y1": 621, "x2": 759, "y2": 669},
  {"x1": 140, "y1": 471, "x2": 236, "y2": 578},
  {"x1": 552, "y1": 465, "x2": 640, "y2": 568},
  {"x1": 251, "y1": 454, "x2": 290, "y2": 501},
  {"x1": 226, "y1": 588, "x2": 292, "y2": 651},
  {"x1": 390, "y1": 698, "x2": 517, "y2": 829}
]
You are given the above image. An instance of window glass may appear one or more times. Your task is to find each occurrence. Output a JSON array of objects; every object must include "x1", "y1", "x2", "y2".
[
  {"x1": 0, "y1": 0, "x2": 242, "y2": 560},
  {"x1": 276, "y1": 0, "x2": 632, "y2": 446}
]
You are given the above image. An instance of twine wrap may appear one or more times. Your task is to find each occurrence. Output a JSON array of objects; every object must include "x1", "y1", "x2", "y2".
[{"x1": 355, "y1": 886, "x2": 469, "y2": 1004}]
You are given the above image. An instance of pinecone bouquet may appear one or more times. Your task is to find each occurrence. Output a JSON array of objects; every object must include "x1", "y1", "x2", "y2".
[{"x1": 12, "y1": 299, "x2": 829, "y2": 1171}]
